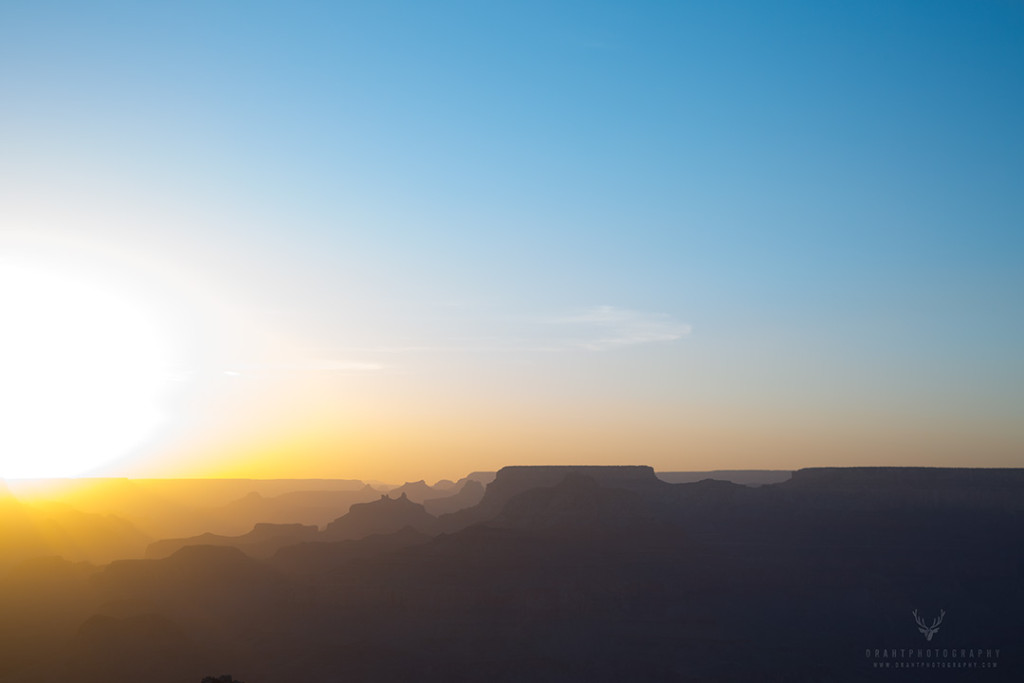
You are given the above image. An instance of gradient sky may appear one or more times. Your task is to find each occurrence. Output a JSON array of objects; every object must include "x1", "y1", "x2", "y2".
[{"x1": 1, "y1": 1, "x2": 1022, "y2": 481}]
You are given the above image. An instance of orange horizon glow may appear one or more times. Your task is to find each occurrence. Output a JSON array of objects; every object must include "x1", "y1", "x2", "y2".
[{"x1": 2, "y1": 242, "x2": 1021, "y2": 484}]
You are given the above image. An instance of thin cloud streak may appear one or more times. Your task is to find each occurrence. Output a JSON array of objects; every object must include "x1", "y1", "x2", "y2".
[
  {"x1": 554, "y1": 306, "x2": 692, "y2": 351},
  {"x1": 327, "y1": 306, "x2": 691, "y2": 356}
]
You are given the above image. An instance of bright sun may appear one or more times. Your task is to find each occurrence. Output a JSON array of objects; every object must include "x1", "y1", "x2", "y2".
[{"x1": 0, "y1": 263, "x2": 174, "y2": 478}]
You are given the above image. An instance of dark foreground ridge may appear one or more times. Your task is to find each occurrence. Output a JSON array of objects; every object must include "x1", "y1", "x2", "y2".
[{"x1": 0, "y1": 465, "x2": 1021, "y2": 682}]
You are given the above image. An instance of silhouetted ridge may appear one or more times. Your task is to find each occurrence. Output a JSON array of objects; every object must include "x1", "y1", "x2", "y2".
[
  {"x1": 388, "y1": 480, "x2": 438, "y2": 503},
  {"x1": 102, "y1": 545, "x2": 268, "y2": 593},
  {"x1": 788, "y1": 466, "x2": 1024, "y2": 488},
  {"x1": 493, "y1": 473, "x2": 660, "y2": 532},
  {"x1": 423, "y1": 478, "x2": 485, "y2": 516},
  {"x1": 0, "y1": 486, "x2": 150, "y2": 567},
  {"x1": 780, "y1": 466, "x2": 1024, "y2": 511},
  {"x1": 321, "y1": 493, "x2": 438, "y2": 541},
  {"x1": 4, "y1": 478, "x2": 384, "y2": 539},
  {"x1": 17, "y1": 478, "x2": 197, "y2": 539},
  {"x1": 4, "y1": 467, "x2": 1024, "y2": 682},
  {"x1": 438, "y1": 465, "x2": 666, "y2": 531},
  {"x1": 0, "y1": 483, "x2": 34, "y2": 538},
  {"x1": 3, "y1": 554, "x2": 96, "y2": 584},
  {"x1": 212, "y1": 485, "x2": 382, "y2": 535},
  {"x1": 459, "y1": 471, "x2": 497, "y2": 486},
  {"x1": 146, "y1": 522, "x2": 319, "y2": 559}
]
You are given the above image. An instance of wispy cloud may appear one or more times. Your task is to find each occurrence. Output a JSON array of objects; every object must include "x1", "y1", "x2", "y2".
[
  {"x1": 553, "y1": 306, "x2": 692, "y2": 351},
  {"x1": 324, "y1": 306, "x2": 691, "y2": 355},
  {"x1": 217, "y1": 306, "x2": 691, "y2": 378}
]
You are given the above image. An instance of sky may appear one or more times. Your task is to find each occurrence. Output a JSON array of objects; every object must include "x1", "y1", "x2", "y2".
[{"x1": 1, "y1": 1, "x2": 1022, "y2": 482}]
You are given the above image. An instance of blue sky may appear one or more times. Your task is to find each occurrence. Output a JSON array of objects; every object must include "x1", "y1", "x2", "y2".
[{"x1": 1, "y1": 1, "x2": 1022, "y2": 478}]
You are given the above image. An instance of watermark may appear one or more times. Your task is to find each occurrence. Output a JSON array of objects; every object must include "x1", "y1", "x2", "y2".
[
  {"x1": 862, "y1": 609, "x2": 1002, "y2": 672},
  {"x1": 912, "y1": 609, "x2": 944, "y2": 641},
  {"x1": 865, "y1": 647, "x2": 1000, "y2": 670}
]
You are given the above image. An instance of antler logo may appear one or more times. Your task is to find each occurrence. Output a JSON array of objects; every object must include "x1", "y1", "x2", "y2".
[{"x1": 912, "y1": 609, "x2": 945, "y2": 641}]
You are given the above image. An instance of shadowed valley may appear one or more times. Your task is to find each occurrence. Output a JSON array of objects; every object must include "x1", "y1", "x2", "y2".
[{"x1": 0, "y1": 467, "x2": 1020, "y2": 682}]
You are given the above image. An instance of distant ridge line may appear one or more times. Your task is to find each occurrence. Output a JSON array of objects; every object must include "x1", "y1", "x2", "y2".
[{"x1": 787, "y1": 466, "x2": 1024, "y2": 487}]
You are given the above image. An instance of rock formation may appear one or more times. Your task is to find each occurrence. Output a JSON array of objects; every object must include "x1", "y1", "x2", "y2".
[{"x1": 321, "y1": 493, "x2": 438, "y2": 541}]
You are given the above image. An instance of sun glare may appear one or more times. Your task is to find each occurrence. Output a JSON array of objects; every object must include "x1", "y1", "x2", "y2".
[{"x1": 0, "y1": 263, "x2": 174, "y2": 478}]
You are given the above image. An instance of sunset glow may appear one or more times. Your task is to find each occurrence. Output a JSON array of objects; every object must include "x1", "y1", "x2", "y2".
[
  {"x1": 0, "y1": 263, "x2": 174, "y2": 477},
  {"x1": 0, "y1": 4, "x2": 1023, "y2": 680},
  {"x1": 0, "y1": 1, "x2": 1021, "y2": 483}
]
